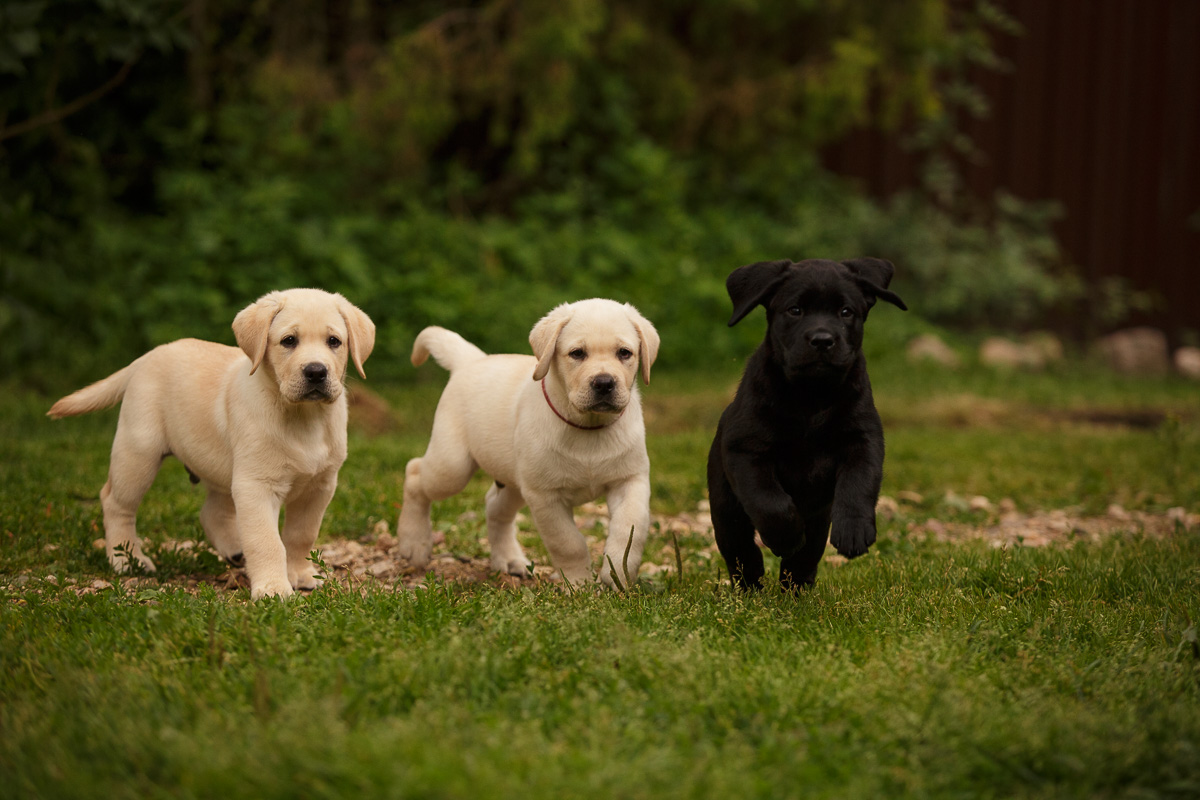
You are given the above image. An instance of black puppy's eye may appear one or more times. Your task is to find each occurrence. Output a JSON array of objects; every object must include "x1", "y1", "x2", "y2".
[
  {"x1": 569, "y1": 348, "x2": 586, "y2": 360},
  {"x1": 617, "y1": 348, "x2": 634, "y2": 360},
  {"x1": 840, "y1": 307, "x2": 855, "y2": 319},
  {"x1": 786, "y1": 306, "x2": 802, "y2": 317},
  {"x1": 327, "y1": 336, "x2": 342, "y2": 348},
  {"x1": 281, "y1": 335, "x2": 298, "y2": 348}
]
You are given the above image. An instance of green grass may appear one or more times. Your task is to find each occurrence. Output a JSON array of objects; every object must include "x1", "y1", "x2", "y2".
[{"x1": 2, "y1": 360, "x2": 1199, "y2": 798}]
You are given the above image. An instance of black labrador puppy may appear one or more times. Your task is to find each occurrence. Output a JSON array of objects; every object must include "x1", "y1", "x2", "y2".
[{"x1": 706, "y1": 258, "x2": 907, "y2": 591}]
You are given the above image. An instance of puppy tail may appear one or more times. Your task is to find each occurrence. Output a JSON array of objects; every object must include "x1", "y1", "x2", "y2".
[
  {"x1": 47, "y1": 362, "x2": 137, "y2": 419},
  {"x1": 411, "y1": 326, "x2": 487, "y2": 373}
]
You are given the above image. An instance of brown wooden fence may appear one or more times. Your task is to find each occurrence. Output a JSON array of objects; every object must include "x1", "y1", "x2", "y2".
[{"x1": 822, "y1": 0, "x2": 1200, "y2": 342}]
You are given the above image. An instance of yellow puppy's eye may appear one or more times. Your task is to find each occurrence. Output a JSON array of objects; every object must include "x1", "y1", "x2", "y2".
[
  {"x1": 569, "y1": 349, "x2": 586, "y2": 360},
  {"x1": 327, "y1": 336, "x2": 342, "y2": 348},
  {"x1": 617, "y1": 348, "x2": 634, "y2": 360},
  {"x1": 281, "y1": 335, "x2": 298, "y2": 348}
]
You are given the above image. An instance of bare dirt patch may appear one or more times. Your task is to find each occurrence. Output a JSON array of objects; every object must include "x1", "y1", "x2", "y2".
[{"x1": 29, "y1": 498, "x2": 1196, "y2": 600}]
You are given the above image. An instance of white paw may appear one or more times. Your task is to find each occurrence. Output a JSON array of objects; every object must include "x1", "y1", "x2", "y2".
[
  {"x1": 491, "y1": 552, "x2": 533, "y2": 576},
  {"x1": 289, "y1": 565, "x2": 320, "y2": 591},
  {"x1": 395, "y1": 538, "x2": 432, "y2": 569},
  {"x1": 250, "y1": 578, "x2": 295, "y2": 601},
  {"x1": 556, "y1": 563, "x2": 594, "y2": 587},
  {"x1": 108, "y1": 546, "x2": 157, "y2": 574},
  {"x1": 598, "y1": 559, "x2": 640, "y2": 590}
]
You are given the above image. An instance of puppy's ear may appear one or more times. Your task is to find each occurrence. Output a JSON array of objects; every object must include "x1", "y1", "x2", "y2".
[
  {"x1": 841, "y1": 257, "x2": 908, "y2": 311},
  {"x1": 726, "y1": 260, "x2": 794, "y2": 326},
  {"x1": 529, "y1": 304, "x2": 573, "y2": 381},
  {"x1": 623, "y1": 303, "x2": 660, "y2": 385},
  {"x1": 335, "y1": 295, "x2": 376, "y2": 379},
  {"x1": 232, "y1": 292, "x2": 285, "y2": 375}
]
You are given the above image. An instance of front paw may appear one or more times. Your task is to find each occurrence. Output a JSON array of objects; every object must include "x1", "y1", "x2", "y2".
[
  {"x1": 250, "y1": 577, "x2": 295, "y2": 601},
  {"x1": 288, "y1": 562, "x2": 321, "y2": 592},
  {"x1": 751, "y1": 503, "x2": 805, "y2": 558},
  {"x1": 830, "y1": 516, "x2": 876, "y2": 559}
]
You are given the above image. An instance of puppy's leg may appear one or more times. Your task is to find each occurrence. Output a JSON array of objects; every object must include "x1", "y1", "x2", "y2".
[
  {"x1": 231, "y1": 480, "x2": 288, "y2": 600},
  {"x1": 199, "y1": 490, "x2": 242, "y2": 567},
  {"x1": 396, "y1": 441, "x2": 477, "y2": 569},
  {"x1": 779, "y1": 508, "x2": 832, "y2": 591},
  {"x1": 99, "y1": 433, "x2": 163, "y2": 574},
  {"x1": 828, "y1": 435, "x2": 884, "y2": 559},
  {"x1": 708, "y1": 438, "x2": 764, "y2": 590},
  {"x1": 485, "y1": 482, "x2": 532, "y2": 576},
  {"x1": 525, "y1": 490, "x2": 592, "y2": 585},
  {"x1": 281, "y1": 471, "x2": 338, "y2": 591},
  {"x1": 599, "y1": 477, "x2": 650, "y2": 590}
]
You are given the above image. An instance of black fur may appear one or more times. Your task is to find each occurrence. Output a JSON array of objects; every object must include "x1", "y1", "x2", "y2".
[{"x1": 706, "y1": 258, "x2": 907, "y2": 591}]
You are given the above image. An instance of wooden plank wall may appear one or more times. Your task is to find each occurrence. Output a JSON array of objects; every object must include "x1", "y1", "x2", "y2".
[{"x1": 822, "y1": 0, "x2": 1200, "y2": 341}]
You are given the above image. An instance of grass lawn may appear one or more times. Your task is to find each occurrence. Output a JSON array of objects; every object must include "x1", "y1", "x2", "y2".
[{"x1": 2, "y1": 352, "x2": 1199, "y2": 798}]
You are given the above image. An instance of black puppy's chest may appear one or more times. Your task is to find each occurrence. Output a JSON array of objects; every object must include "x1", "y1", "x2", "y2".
[{"x1": 765, "y1": 405, "x2": 843, "y2": 493}]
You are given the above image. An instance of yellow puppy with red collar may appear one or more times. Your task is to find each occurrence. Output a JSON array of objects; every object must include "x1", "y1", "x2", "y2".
[{"x1": 396, "y1": 299, "x2": 659, "y2": 588}]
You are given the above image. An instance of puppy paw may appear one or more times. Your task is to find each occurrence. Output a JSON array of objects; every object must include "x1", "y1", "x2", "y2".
[
  {"x1": 491, "y1": 552, "x2": 533, "y2": 577},
  {"x1": 830, "y1": 517, "x2": 876, "y2": 559},
  {"x1": 395, "y1": 538, "x2": 433, "y2": 570},
  {"x1": 289, "y1": 564, "x2": 321, "y2": 592},
  {"x1": 108, "y1": 545, "x2": 157, "y2": 575},
  {"x1": 598, "y1": 557, "x2": 640, "y2": 591},
  {"x1": 751, "y1": 503, "x2": 805, "y2": 558},
  {"x1": 250, "y1": 578, "x2": 295, "y2": 601}
]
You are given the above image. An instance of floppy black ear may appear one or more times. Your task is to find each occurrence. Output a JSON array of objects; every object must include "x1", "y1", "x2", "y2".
[
  {"x1": 726, "y1": 260, "x2": 794, "y2": 326},
  {"x1": 841, "y1": 257, "x2": 908, "y2": 311}
]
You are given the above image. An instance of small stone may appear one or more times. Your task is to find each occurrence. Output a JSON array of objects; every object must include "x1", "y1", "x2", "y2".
[
  {"x1": 1166, "y1": 507, "x2": 1197, "y2": 529},
  {"x1": 980, "y1": 337, "x2": 1046, "y2": 370},
  {"x1": 1107, "y1": 504, "x2": 1131, "y2": 520},
  {"x1": 1097, "y1": 328, "x2": 1169, "y2": 375},
  {"x1": 876, "y1": 496, "x2": 900, "y2": 518},
  {"x1": 907, "y1": 334, "x2": 961, "y2": 368},
  {"x1": 968, "y1": 496, "x2": 994, "y2": 512},
  {"x1": 372, "y1": 519, "x2": 390, "y2": 537},
  {"x1": 896, "y1": 490, "x2": 925, "y2": 504},
  {"x1": 91, "y1": 579, "x2": 112, "y2": 591},
  {"x1": 1174, "y1": 346, "x2": 1200, "y2": 380},
  {"x1": 92, "y1": 538, "x2": 105, "y2": 550}
]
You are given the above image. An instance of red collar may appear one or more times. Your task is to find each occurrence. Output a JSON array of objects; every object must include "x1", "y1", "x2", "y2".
[{"x1": 541, "y1": 379, "x2": 623, "y2": 430}]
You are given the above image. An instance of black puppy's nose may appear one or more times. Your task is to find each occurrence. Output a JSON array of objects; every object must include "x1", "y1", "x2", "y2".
[
  {"x1": 809, "y1": 332, "x2": 836, "y2": 352},
  {"x1": 303, "y1": 363, "x2": 328, "y2": 383},
  {"x1": 591, "y1": 374, "x2": 616, "y2": 395}
]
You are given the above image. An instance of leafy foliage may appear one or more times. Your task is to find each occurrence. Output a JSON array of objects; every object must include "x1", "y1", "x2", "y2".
[{"x1": 0, "y1": 0, "x2": 1080, "y2": 384}]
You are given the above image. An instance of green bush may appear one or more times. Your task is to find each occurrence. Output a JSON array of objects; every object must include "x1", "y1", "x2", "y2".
[{"x1": 2, "y1": 160, "x2": 1074, "y2": 385}]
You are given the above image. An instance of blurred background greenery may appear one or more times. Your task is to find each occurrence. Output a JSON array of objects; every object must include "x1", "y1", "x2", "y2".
[{"x1": 0, "y1": 0, "x2": 1116, "y2": 385}]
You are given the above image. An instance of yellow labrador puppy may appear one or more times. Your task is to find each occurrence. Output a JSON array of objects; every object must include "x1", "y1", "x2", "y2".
[
  {"x1": 397, "y1": 299, "x2": 659, "y2": 588},
  {"x1": 48, "y1": 289, "x2": 375, "y2": 600}
]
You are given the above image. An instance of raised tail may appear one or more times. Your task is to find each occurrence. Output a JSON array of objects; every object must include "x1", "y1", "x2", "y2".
[
  {"x1": 47, "y1": 362, "x2": 137, "y2": 419},
  {"x1": 411, "y1": 326, "x2": 488, "y2": 372}
]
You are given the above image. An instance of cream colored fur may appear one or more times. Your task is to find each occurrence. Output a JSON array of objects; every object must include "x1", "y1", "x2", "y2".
[
  {"x1": 396, "y1": 298, "x2": 660, "y2": 588},
  {"x1": 48, "y1": 288, "x2": 375, "y2": 600}
]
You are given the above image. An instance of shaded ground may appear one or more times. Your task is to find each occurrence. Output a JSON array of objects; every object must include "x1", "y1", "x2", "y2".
[{"x1": 28, "y1": 498, "x2": 1198, "y2": 600}]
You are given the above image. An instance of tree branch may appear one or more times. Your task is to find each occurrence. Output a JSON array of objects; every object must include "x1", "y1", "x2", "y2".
[{"x1": 0, "y1": 56, "x2": 139, "y2": 143}]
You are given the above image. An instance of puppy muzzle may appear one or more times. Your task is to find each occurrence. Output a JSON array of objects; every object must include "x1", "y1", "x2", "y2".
[
  {"x1": 288, "y1": 362, "x2": 340, "y2": 403},
  {"x1": 580, "y1": 373, "x2": 626, "y2": 414}
]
